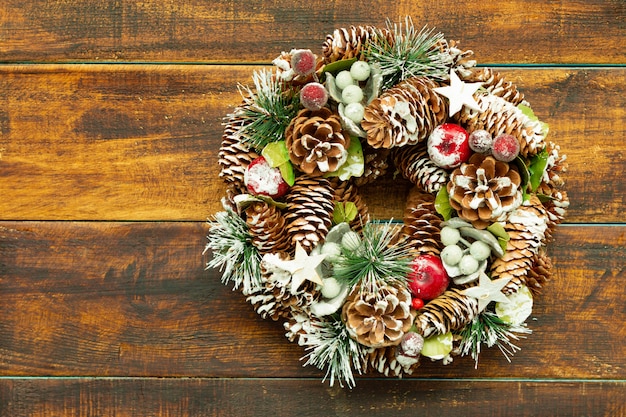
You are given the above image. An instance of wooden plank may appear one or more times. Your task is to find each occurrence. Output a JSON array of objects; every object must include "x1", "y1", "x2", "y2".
[
  {"x1": 0, "y1": 378, "x2": 623, "y2": 417},
  {"x1": 0, "y1": 222, "x2": 624, "y2": 379},
  {"x1": 1, "y1": 0, "x2": 624, "y2": 64},
  {"x1": 0, "y1": 65, "x2": 624, "y2": 222}
]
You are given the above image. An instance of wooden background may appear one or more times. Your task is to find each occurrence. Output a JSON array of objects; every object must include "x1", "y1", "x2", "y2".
[{"x1": 0, "y1": 1, "x2": 624, "y2": 416}]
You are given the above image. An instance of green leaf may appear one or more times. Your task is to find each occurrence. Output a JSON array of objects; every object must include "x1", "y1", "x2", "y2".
[
  {"x1": 325, "y1": 137, "x2": 364, "y2": 181},
  {"x1": 435, "y1": 186, "x2": 454, "y2": 220},
  {"x1": 321, "y1": 58, "x2": 358, "y2": 75},
  {"x1": 487, "y1": 222, "x2": 510, "y2": 253},
  {"x1": 333, "y1": 202, "x2": 358, "y2": 225},
  {"x1": 518, "y1": 104, "x2": 549, "y2": 137},
  {"x1": 278, "y1": 162, "x2": 296, "y2": 186},
  {"x1": 528, "y1": 149, "x2": 549, "y2": 192},
  {"x1": 261, "y1": 141, "x2": 296, "y2": 186}
]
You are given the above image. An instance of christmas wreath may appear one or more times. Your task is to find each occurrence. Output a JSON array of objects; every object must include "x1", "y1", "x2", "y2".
[{"x1": 206, "y1": 18, "x2": 569, "y2": 387}]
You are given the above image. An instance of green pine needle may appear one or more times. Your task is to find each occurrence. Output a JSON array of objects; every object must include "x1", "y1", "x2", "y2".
[
  {"x1": 232, "y1": 69, "x2": 300, "y2": 151},
  {"x1": 333, "y1": 221, "x2": 413, "y2": 296},
  {"x1": 205, "y1": 204, "x2": 262, "y2": 295},
  {"x1": 365, "y1": 17, "x2": 451, "y2": 89},
  {"x1": 301, "y1": 314, "x2": 367, "y2": 388},
  {"x1": 457, "y1": 311, "x2": 532, "y2": 367}
]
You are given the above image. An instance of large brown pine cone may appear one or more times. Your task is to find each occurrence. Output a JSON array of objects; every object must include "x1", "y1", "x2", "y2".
[
  {"x1": 447, "y1": 153, "x2": 523, "y2": 229},
  {"x1": 321, "y1": 25, "x2": 393, "y2": 63},
  {"x1": 403, "y1": 189, "x2": 444, "y2": 256},
  {"x1": 342, "y1": 285, "x2": 413, "y2": 348},
  {"x1": 285, "y1": 107, "x2": 350, "y2": 177},
  {"x1": 362, "y1": 77, "x2": 447, "y2": 149},
  {"x1": 414, "y1": 288, "x2": 479, "y2": 338},
  {"x1": 460, "y1": 67, "x2": 526, "y2": 106},
  {"x1": 245, "y1": 201, "x2": 291, "y2": 255},
  {"x1": 219, "y1": 107, "x2": 260, "y2": 186},
  {"x1": 284, "y1": 175, "x2": 335, "y2": 252},
  {"x1": 392, "y1": 143, "x2": 449, "y2": 194}
]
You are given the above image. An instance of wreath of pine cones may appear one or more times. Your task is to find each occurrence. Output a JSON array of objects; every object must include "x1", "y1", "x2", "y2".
[{"x1": 206, "y1": 18, "x2": 569, "y2": 388}]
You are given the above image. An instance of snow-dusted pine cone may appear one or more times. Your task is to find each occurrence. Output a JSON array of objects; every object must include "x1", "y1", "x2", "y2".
[
  {"x1": 219, "y1": 108, "x2": 260, "y2": 186},
  {"x1": 393, "y1": 143, "x2": 449, "y2": 194},
  {"x1": 414, "y1": 288, "x2": 479, "y2": 338},
  {"x1": 342, "y1": 285, "x2": 413, "y2": 348},
  {"x1": 403, "y1": 189, "x2": 444, "y2": 256},
  {"x1": 245, "y1": 201, "x2": 291, "y2": 255},
  {"x1": 447, "y1": 153, "x2": 523, "y2": 229},
  {"x1": 362, "y1": 77, "x2": 447, "y2": 149},
  {"x1": 322, "y1": 25, "x2": 393, "y2": 63},
  {"x1": 361, "y1": 344, "x2": 420, "y2": 378},
  {"x1": 284, "y1": 175, "x2": 335, "y2": 252},
  {"x1": 461, "y1": 67, "x2": 526, "y2": 106},
  {"x1": 537, "y1": 142, "x2": 570, "y2": 241}
]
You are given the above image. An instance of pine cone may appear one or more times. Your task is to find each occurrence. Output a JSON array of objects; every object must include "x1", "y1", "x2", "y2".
[
  {"x1": 330, "y1": 178, "x2": 370, "y2": 231},
  {"x1": 219, "y1": 108, "x2": 260, "y2": 186},
  {"x1": 461, "y1": 68, "x2": 526, "y2": 106},
  {"x1": 392, "y1": 143, "x2": 449, "y2": 194},
  {"x1": 414, "y1": 288, "x2": 479, "y2": 338},
  {"x1": 247, "y1": 253, "x2": 319, "y2": 321},
  {"x1": 362, "y1": 344, "x2": 420, "y2": 378},
  {"x1": 403, "y1": 189, "x2": 444, "y2": 256},
  {"x1": 285, "y1": 107, "x2": 350, "y2": 176},
  {"x1": 322, "y1": 25, "x2": 393, "y2": 63},
  {"x1": 342, "y1": 285, "x2": 413, "y2": 348},
  {"x1": 537, "y1": 142, "x2": 569, "y2": 241},
  {"x1": 362, "y1": 77, "x2": 448, "y2": 149},
  {"x1": 513, "y1": 249, "x2": 554, "y2": 296},
  {"x1": 447, "y1": 153, "x2": 523, "y2": 229},
  {"x1": 439, "y1": 39, "x2": 476, "y2": 78},
  {"x1": 245, "y1": 201, "x2": 291, "y2": 255},
  {"x1": 491, "y1": 196, "x2": 549, "y2": 290},
  {"x1": 285, "y1": 175, "x2": 335, "y2": 252},
  {"x1": 354, "y1": 145, "x2": 390, "y2": 186},
  {"x1": 455, "y1": 94, "x2": 546, "y2": 158}
]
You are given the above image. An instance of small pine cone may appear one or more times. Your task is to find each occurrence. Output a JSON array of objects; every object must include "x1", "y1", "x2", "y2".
[
  {"x1": 362, "y1": 345, "x2": 420, "y2": 378},
  {"x1": 245, "y1": 201, "x2": 291, "y2": 255},
  {"x1": 342, "y1": 285, "x2": 413, "y2": 348},
  {"x1": 285, "y1": 175, "x2": 335, "y2": 252},
  {"x1": 392, "y1": 143, "x2": 449, "y2": 194},
  {"x1": 414, "y1": 288, "x2": 479, "y2": 338},
  {"x1": 447, "y1": 153, "x2": 523, "y2": 229},
  {"x1": 219, "y1": 110, "x2": 260, "y2": 186},
  {"x1": 520, "y1": 250, "x2": 553, "y2": 296},
  {"x1": 354, "y1": 145, "x2": 391, "y2": 187},
  {"x1": 455, "y1": 94, "x2": 546, "y2": 158},
  {"x1": 329, "y1": 178, "x2": 370, "y2": 230},
  {"x1": 461, "y1": 68, "x2": 526, "y2": 106},
  {"x1": 491, "y1": 196, "x2": 549, "y2": 289},
  {"x1": 285, "y1": 107, "x2": 350, "y2": 177},
  {"x1": 537, "y1": 142, "x2": 569, "y2": 241},
  {"x1": 284, "y1": 310, "x2": 321, "y2": 344},
  {"x1": 322, "y1": 25, "x2": 393, "y2": 63},
  {"x1": 362, "y1": 77, "x2": 448, "y2": 149},
  {"x1": 403, "y1": 189, "x2": 444, "y2": 256},
  {"x1": 440, "y1": 39, "x2": 476, "y2": 78},
  {"x1": 247, "y1": 253, "x2": 319, "y2": 321}
]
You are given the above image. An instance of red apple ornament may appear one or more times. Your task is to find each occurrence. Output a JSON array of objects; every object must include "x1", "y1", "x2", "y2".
[
  {"x1": 427, "y1": 123, "x2": 471, "y2": 169},
  {"x1": 408, "y1": 254, "x2": 450, "y2": 301},
  {"x1": 244, "y1": 156, "x2": 290, "y2": 198}
]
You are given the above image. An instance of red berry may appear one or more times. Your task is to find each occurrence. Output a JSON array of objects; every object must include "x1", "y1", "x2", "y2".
[
  {"x1": 300, "y1": 82, "x2": 328, "y2": 111},
  {"x1": 411, "y1": 298, "x2": 425, "y2": 310},
  {"x1": 492, "y1": 133, "x2": 520, "y2": 162},
  {"x1": 427, "y1": 123, "x2": 471, "y2": 169},
  {"x1": 407, "y1": 254, "x2": 450, "y2": 301},
  {"x1": 291, "y1": 49, "x2": 317, "y2": 76},
  {"x1": 244, "y1": 156, "x2": 290, "y2": 198}
]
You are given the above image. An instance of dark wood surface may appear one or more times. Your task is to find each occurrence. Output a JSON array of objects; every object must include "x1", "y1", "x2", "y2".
[{"x1": 0, "y1": 1, "x2": 624, "y2": 416}]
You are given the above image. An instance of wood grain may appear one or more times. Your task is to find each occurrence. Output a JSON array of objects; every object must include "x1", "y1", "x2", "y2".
[
  {"x1": 1, "y1": 0, "x2": 624, "y2": 64},
  {"x1": 0, "y1": 378, "x2": 624, "y2": 417},
  {"x1": 0, "y1": 65, "x2": 624, "y2": 222},
  {"x1": 1, "y1": 222, "x2": 623, "y2": 379}
]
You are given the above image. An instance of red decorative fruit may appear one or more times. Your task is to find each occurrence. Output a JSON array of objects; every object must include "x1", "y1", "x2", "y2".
[
  {"x1": 291, "y1": 49, "x2": 317, "y2": 76},
  {"x1": 427, "y1": 123, "x2": 471, "y2": 169},
  {"x1": 411, "y1": 298, "x2": 425, "y2": 310},
  {"x1": 300, "y1": 82, "x2": 329, "y2": 111},
  {"x1": 244, "y1": 156, "x2": 290, "y2": 198},
  {"x1": 407, "y1": 254, "x2": 450, "y2": 301},
  {"x1": 492, "y1": 133, "x2": 520, "y2": 162}
]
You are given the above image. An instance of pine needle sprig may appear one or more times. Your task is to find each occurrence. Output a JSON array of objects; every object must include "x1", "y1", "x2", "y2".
[
  {"x1": 457, "y1": 311, "x2": 532, "y2": 367},
  {"x1": 232, "y1": 69, "x2": 300, "y2": 151},
  {"x1": 301, "y1": 314, "x2": 367, "y2": 388},
  {"x1": 333, "y1": 221, "x2": 413, "y2": 296},
  {"x1": 204, "y1": 203, "x2": 263, "y2": 295},
  {"x1": 365, "y1": 17, "x2": 451, "y2": 90}
]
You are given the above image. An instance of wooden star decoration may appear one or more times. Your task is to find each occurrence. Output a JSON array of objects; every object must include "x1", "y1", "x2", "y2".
[
  {"x1": 265, "y1": 242, "x2": 326, "y2": 293},
  {"x1": 434, "y1": 70, "x2": 483, "y2": 117},
  {"x1": 462, "y1": 272, "x2": 511, "y2": 313}
]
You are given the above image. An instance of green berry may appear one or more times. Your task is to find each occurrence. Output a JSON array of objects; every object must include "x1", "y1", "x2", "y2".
[
  {"x1": 341, "y1": 84, "x2": 364, "y2": 104},
  {"x1": 421, "y1": 332, "x2": 453, "y2": 359},
  {"x1": 341, "y1": 230, "x2": 361, "y2": 251},
  {"x1": 335, "y1": 70, "x2": 354, "y2": 90},
  {"x1": 459, "y1": 254, "x2": 479, "y2": 275},
  {"x1": 440, "y1": 226, "x2": 461, "y2": 246},
  {"x1": 350, "y1": 61, "x2": 371, "y2": 81},
  {"x1": 470, "y1": 240, "x2": 491, "y2": 261},
  {"x1": 344, "y1": 102, "x2": 365, "y2": 123},
  {"x1": 321, "y1": 277, "x2": 342, "y2": 299},
  {"x1": 441, "y1": 244, "x2": 463, "y2": 266}
]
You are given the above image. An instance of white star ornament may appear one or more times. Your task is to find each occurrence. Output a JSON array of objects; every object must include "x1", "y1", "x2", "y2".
[
  {"x1": 267, "y1": 242, "x2": 326, "y2": 293},
  {"x1": 434, "y1": 70, "x2": 483, "y2": 117},
  {"x1": 462, "y1": 272, "x2": 511, "y2": 313}
]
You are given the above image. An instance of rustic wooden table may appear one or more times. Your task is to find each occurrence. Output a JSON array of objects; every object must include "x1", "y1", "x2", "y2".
[{"x1": 0, "y1": 1, "x2": 624, "y2": 416}]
